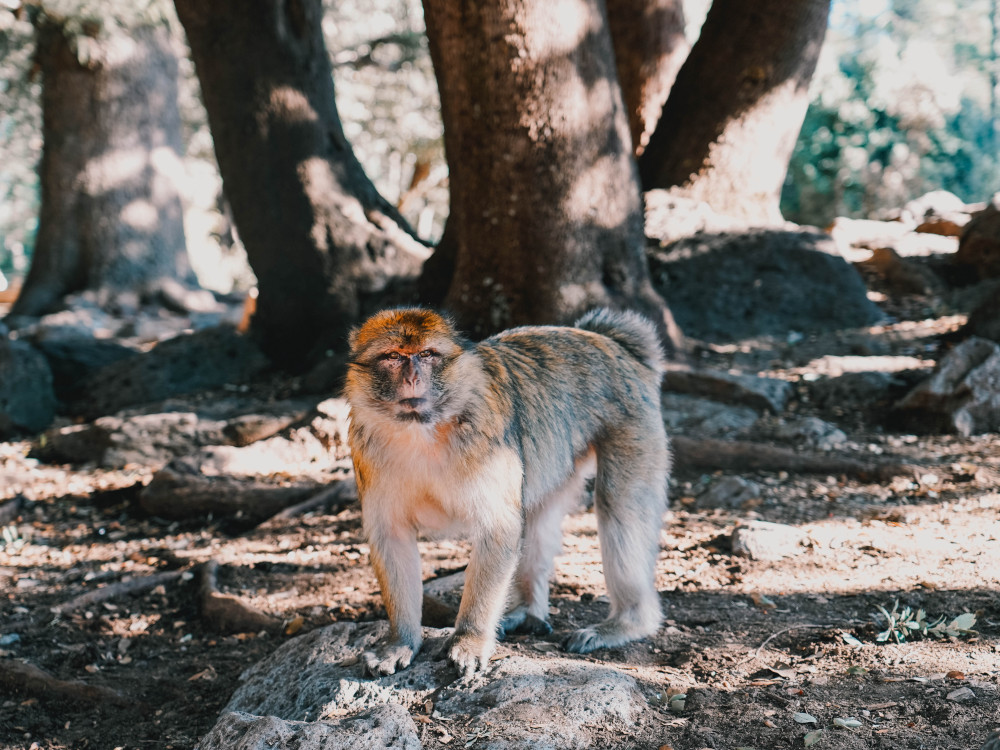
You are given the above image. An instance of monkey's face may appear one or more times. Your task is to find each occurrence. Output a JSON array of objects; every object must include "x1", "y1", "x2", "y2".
[{"x1": 348, "y1": 309, "x2": 465, "y2": 424}]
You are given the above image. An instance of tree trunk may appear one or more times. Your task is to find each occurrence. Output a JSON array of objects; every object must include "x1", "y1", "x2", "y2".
[
  {"x1": 606, "y1": 0, "x2": 688, "y2": 155},
  {"x1": 11, "y1": 17, "x2": 191, "y2": 318},
  {"x1": 639, "y1": 0, "x2": 831, "y2": 223},
  {"x1": 421, "y1": 0, "x2": 684, "y2": 352},
  {"x1": 173, "y1": 0, "x2": 429, "y2": 366}
]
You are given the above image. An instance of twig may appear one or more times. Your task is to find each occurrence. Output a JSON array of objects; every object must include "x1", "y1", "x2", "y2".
[
  {"x1": 0, "y1": 659, "x2": 137, "y2": 707},
  {"x1": 52, "y1": 570, "x2": 185, "y2": 617},
  {"x1": 737, "y1": 624, "x2": 830, "y2": 666},
  {"x1": 198, "y1": 560, "x2": 282, "y2": 634}
]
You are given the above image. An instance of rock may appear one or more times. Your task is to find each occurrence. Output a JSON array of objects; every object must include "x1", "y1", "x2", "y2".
[
  {"x1": 695, "y1": 476, "x2": 761, "y2": 510},
  {"x1": 894, "y1": 337, "x2": 1000, "y2": 436},
  {"x1": 955, "y1": 200, "x2": 1000, "y2": 280},
  {"x1": 660, "y1": 393, "x2": 759, "y2": 439},
  {"x1": 0, "y1": 337, "x2": 56, "y2": 437},
  {"x1": 901, "y1": 190, "x2": 968, "y2": 224},
  {"x1": 964, "y1": 293, "x2": 1000, "y2": 344},
  {"x1": 202, "y1": 621, "x2": 659, "y2": 750},
  {"x1": 37, "y1": 412, "x2": 228, "y2": 469},
  {"x1": 197, "y1": 706, "x2": 420, "y2": 750},
  {"x1": 827, "y1": 217, "x2": 912, "y2": 260},
  {"x1": 648, "y1": 229, "x2": 884, "y2": 343},
  {"x1": 29, "y1": 328, "x2": 140, "y2": 402},
  {"x1": 731, "y1": 521, "x2": 807, "y2": 561},
  {"x1": 663, "y1": 366, "x2": 792, "y2": 413},
  {"x1": 70, "y1": 325, "x2": 269, "y2": 419},
  {"x1": 763, "y1": 416, "x2": 847, "y2": 450},
  {"x1": 856, "y1": 247, "x2": 942, "y2": 295}
]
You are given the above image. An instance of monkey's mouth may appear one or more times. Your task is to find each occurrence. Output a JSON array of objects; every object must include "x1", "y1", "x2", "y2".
[{"x1": 398, "y1": 397, "x2": 427, "y2": 410}]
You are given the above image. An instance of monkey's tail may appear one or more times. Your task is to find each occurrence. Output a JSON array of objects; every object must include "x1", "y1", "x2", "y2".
[{"x1": 575, "y1": 308, "x2": 666, "y2": 374}]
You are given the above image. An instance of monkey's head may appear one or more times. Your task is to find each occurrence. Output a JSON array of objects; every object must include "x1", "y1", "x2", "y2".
[{"x1": 346, "y1": 308, "x2": 468, "y2": 424}]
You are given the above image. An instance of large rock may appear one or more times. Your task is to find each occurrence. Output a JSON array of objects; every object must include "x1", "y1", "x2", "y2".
[
  {"x1": 70, "y1": 325, "x2": 269, "y2": 419},
  {"x1": 200, "y1": 622, "x2": 659, "y2": 750},
  {"x1": 662, "y1": 366, "x2": 792, "y2": 413},
  {"x1": 895, "y1": 337, "x2": 1000, "y2": 435},
  {"x1": 30, "y1": 327, "x2": 139, "y2": 402},
  {"x1": 0, "y1": 337, "x2": 56, "y2": 437},
  {"x1": 955, "y1": 199, "x2": 1000, "y2": 280},
  {"x1": 198, "y1": 706, "x2": 420, "y2": 750},
  {"x1": 964, "y1": 291, "x2": 1000, "y2": 344},
  {"x1": 648, "y1": 229, "x2": 884, "y2": 343}
]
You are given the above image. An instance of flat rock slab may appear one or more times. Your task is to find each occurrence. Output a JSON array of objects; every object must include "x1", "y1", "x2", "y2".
[
  {"x1": 648, "y1": 229, "x2": 884, "y2": 342},
  {"x1": 731, "y1": 520, "x2": 808, "y2": 561},
  {"x1": 0, "y1": 337, "x2": 56, "y2": 438},
  {"x1": 201, "y1": 621, "x2": 656, "y2": 750}
]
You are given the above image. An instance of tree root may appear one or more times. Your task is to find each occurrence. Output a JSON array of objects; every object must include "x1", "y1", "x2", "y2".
[
  {"x1": 198, "y1": 560, "x2": 282, "y2": 635},
  {"x1": 254, "y1": 479, "x2": 357, "y2": 531},
  {"x1": 52, "y1": 570, "x2": 185, "y2": 617},
  {"x1": 671, "y1": 435, "x2": 921, "y2": 481},
  {"x1": 0, "y1": 659, "x2": 137, "y2": 707}
]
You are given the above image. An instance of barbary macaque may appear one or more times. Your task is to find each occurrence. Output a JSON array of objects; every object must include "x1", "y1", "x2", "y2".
[{"x1": 344, "y1": 308, "x2": 670, "y2": 677}]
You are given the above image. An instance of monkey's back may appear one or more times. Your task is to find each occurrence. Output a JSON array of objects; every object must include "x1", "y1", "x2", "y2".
[{"x1": 475, "y1": 317, "x2": 667, "y2": 507}]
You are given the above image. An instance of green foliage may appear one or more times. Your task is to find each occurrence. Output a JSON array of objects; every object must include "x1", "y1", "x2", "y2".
[
  {"x1": 874, "y1": 599, "x2": 977, "y2": 644},
  {"x1": 782, "y1": 0, "x2": 1000, "y2": 225}
]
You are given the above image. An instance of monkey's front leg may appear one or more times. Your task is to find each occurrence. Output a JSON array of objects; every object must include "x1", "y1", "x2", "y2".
[
  {"x1": 363, "y1": 530, "x2": 423, "y2": 677},
  {"x1": 450, "y1": 522, "x2": 521, "y2": 677}
]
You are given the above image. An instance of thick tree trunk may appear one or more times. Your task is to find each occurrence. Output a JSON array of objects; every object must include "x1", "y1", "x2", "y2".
[
  {"x1": 174, "y1": 0, "x2": 429, "y2": 366},
  {"x1": 639, "y1": 0, "x2": 831, "y2": 223},
  {"x1": 421, "y1": 0, "x2": 684, "y2": 352},
  {"x1": 606, "y1": 0, "x2": 688, "y2": 155},
  {"x1": 11, "y1": 18, "x2": 190, "y2": 318}
]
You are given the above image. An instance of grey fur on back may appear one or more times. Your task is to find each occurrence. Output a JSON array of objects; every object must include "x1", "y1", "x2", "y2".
[{"x1": 574, "y1": 308, "x2": 666, "y2": 374}]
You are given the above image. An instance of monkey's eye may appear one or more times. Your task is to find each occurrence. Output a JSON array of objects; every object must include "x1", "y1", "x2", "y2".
[
  {"x1": 418, "y1": 349, "x2": 439, "y2": 358},
  {"x1": 382, "y1": 351, "x2": 402, "y2": 361}
]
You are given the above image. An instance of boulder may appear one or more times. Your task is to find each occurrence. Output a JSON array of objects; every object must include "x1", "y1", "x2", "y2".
[
  {"x1": 30, "y1": 328, "x2": 139, "y2": 402},
  {"x1": 69, "y1": 325, "x2": 269, "y2": 419},
  {"x1": 200, "y1": 621, "x2": 660, "y2": 750},
  {"x1": 954, "y1": 200, "x2": 1000, "y2": 280},
  {"x1": 963, "y1": 289, "x2": 1000, "y2": 344},
  {"x1": 894, "y1": 337, "x2": 1000, "y2": 436},
  {"x1": 648, "y1": 229, "x2": 884, "y2": 343},
  {"x1": 660, "y1": 393, "x2": 759, "y2": 439},
  {"x1": 662, "y1": 366, "x2": 792, "y2": 413},
  {"x1": 197, "y1": 706, "x2": 420, "y2": 750},
  {"x1": 0, "y1": 337, "x2": 56, "y2": 437}
]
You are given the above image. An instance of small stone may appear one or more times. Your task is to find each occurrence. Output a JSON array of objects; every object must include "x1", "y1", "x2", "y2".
[
  {"x1": 695, "y1": 476, "x2": 761, "y2": 510},
  {"x1": 731, "y1": 521, "x2": 807, "y2": 561}
]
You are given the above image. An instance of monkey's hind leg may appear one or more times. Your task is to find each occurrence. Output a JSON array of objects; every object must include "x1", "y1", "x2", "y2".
[
  {"x1": 501, "y1": 450, "x2": 594, "y2": 638},
  {"x1": 564, "y1": 446, "x2": 667, "y2": 654}
]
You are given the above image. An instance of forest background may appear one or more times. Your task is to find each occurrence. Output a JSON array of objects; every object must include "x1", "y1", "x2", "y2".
[{"x1": 1, "y1": 0, "x2": 997, "y2": 292}]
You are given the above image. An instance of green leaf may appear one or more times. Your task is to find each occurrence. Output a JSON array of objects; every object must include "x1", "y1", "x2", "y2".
[
  {"x1": 804, "y1": 729, "x2": 824, "y2": 746},
  {"x1": 947, "y1": 613, "x2": 977, "y2": 632},
  {"x1": 846, "y1": 665, "x2": 867, "y2": 675},
  {"x1": 793, "y1": 712, "x2": 818, "y2": 724},
  {"x1": 833, "y1": 717, "x2": 862, "y2": 729}
]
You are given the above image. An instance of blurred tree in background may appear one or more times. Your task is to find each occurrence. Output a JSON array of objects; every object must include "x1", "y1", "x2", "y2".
[{"x1": 782, "y1": 0, "x2": 1000, "y2": 225}]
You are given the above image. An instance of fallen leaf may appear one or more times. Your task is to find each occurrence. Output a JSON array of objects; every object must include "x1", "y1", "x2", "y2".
[
  {"x1": 846, "y1": 666, "x2": 867, "y2": 675},
  {"x1": 750, "y1": 592, "x2": 777, "y2": 610},
  {"x1": 946, "y1": 670, "x2": 965, "y2": 680},
  {"x1": 284, "y1": 615, "x2": 305, "y2": 636},
  {"x1": 841, "y1": 633, "x2": 863, "y2": 647},
  {"x1": 833, "y1": 717, "x2": 862, "y2": 729},
  {"x1": 803, "y1": 729, "x2": 824, "y2": 746},
  {"x1": 763, "y1": 719, "x2": 777, "y2": 728},
  {"x1": 793, "y1": 712, "x2": 818, "y2": 724}
]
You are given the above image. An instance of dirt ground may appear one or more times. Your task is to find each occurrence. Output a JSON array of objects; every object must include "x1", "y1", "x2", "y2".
[{"x1": 1, "y1": 270, "x2": 999, "y2": 749}]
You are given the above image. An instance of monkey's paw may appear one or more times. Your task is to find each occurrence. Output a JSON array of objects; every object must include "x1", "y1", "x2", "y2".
[
  {"x1": 499, "y1": 607, "x2": 553, "y2": 639},
  {"x1": 447, "y1": 633, "x2": 494, "y2": 678},
  {"x1": 563, "y1": 626, "x2": 608, "y2": 654},
  {"x1": 361, "y1": 641, "x2": 418, "y2": 677}
]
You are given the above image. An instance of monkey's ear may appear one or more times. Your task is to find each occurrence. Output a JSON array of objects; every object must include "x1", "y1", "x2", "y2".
[{"x1": 347, "y1": 326, "x2": 361, "y2": 353}]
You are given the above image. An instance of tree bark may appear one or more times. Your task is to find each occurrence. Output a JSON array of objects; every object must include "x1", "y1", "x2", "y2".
[
  {"x1": 639, "y1": 0, "x2": 831, "y2": 223},
  {"x1": 11, "y1": 17, "x2": 191, "y2": 318},
  {"x1": 605, "y1": 0, "x2": 688, "y2": 155},
  {"x1": 421, "y1": 0, "x2": 684, "y2": 351},
  {"x1": 174, "y1": 0, "x2": 429, "y2": 366}
]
